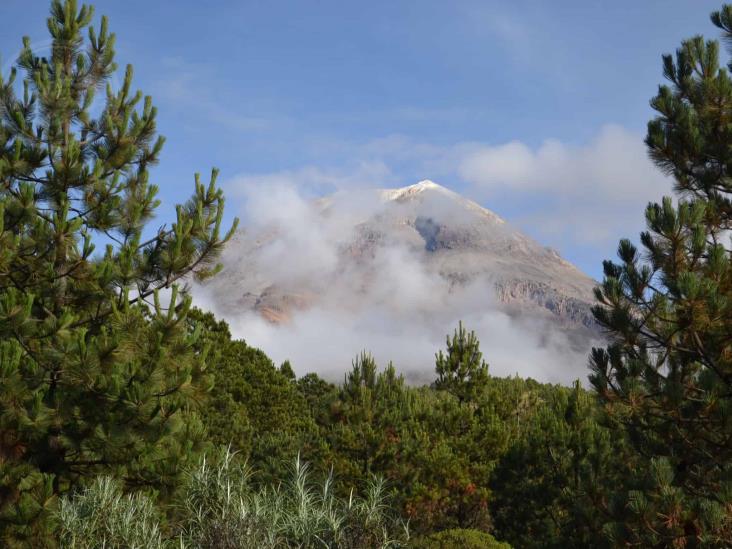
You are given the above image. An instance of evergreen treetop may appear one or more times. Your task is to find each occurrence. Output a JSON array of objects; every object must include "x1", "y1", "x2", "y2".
[
  {"x1": 0, "y1": 0, "x2": 237, "y2": 542},
  {"x1": 590, "y1": 5, "x2": 732, "y2": 545},
  {"x1": 434, "y1": 322, "x2": 489, "y2": 404}
]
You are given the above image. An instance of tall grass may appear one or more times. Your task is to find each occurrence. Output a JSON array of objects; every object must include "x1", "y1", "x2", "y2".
[
  {"x1": 180, "y1": 448, "x2": 408, "y2": 548},
  {"x1": 58, "y1": 449, "x2": 409, "y2": 548},
  {"x1": 58, "y1": 476, "x2": 164, "y2": 549}
]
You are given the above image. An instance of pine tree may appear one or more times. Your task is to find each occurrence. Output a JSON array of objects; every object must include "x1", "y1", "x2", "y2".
[
  {"x1": 187, "y1": 309, "x2": 317, "y2": 486},
  {"x1": 434, "y1": 322, "x2": 489, "y2": 404},
  {"x1": 590, "y1": 5, "x2": 732, "y2": 545},
  {"x1": 490, "y1": 382, "x2": 622, "y2": 548},
  {"x1": 332, "y1": 352, "x2": 411, "y2": 479},
  {"x1": 0, "y1": 0, "x2": 237, "y2": 542}
]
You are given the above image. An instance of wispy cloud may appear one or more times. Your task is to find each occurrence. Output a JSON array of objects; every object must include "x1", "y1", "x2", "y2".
[
  {"x1": 193, "y1": 123, "x2": 671, "y2": 384},
  {"x1": 225, "y1": 162, "x2": 396, "y2": 204},
  {"x1": 240, "y1": 125, "x2": 670, "y2": 253},
  {"x1": 457, "y1": 124, "x2": 671, "y2": 246},
  {"x1": 197, "y1": 177, "x2": 599, "y2": 385},
  {"x1": 152, "y1": 57, "x2": 284, "y2": 132}
]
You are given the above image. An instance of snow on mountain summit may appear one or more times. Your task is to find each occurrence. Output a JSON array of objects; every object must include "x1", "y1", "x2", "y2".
[
  {"x1": 379, "y1": 180, "x2": 505, "y2": 226},
  {"x1": 381, "y1": 179, "x2": 450, "y2": 201}
]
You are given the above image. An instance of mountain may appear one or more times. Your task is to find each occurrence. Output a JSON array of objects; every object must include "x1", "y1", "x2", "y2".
[{"x1": 201, "y1": 180, "x2": 601, "y2": 381}]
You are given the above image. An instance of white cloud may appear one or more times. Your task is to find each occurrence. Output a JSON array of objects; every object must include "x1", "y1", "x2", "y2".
[
  {"x1": 195, "y1": 176, "x2": 601, "y2": 386},
  {"x1": 206, "y1": 303, "x2": 593, "y2": 386},
  {"x1": 459, "y1": 140, "x2": 537, "y2": 188},
  {"x1": 455, "y1": 125, "x2": 671, "y2": 248},
  {"x1": 192, "y1": 123, "x2": 670, "y2": 385},
  {"x1": 458, "y1": 124, "x2": 668, "y2": 200},
  {"x1": 226, "y1": 163, "x2": 395, "y2": 201},
  {"x1": 271, "y1": 125, "x2": 671, "y2": 251}
]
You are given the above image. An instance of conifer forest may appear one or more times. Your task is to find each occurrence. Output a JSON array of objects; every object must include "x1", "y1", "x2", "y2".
[{"x1": 3, "y1": 1, "x2": 732, "y2": 547}]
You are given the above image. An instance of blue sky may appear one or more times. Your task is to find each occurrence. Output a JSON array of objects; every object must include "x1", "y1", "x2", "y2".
[{"x1": 1, "y1": 0, "x2": 726, "y2": 279}]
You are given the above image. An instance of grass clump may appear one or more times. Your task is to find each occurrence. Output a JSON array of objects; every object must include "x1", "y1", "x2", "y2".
[{"x1": 58, "y1": 448, "x2": 408, "y2": 548}]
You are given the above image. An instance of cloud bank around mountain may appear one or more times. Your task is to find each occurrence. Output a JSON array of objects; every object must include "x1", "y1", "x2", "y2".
[
  {"x1": 225, "y1": 124, "x2": 670, "y2": 260},
  {"x1": 191, "y1": 124, "x2": 667, "y2": 385},
  {"x1": 194, "y1": 182, "x2": 600, "y2": 385}
]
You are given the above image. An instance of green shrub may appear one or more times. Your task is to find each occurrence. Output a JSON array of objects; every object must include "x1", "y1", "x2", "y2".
[{"x1": 411, "y1": 528, "x2": 511, "y2": 549}]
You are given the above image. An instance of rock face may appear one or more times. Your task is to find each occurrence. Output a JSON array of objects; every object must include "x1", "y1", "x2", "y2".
[{"x1": 205, "y1": 180, "x2": 599, "y2": 351}]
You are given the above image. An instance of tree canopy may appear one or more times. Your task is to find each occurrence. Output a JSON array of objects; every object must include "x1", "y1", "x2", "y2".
[
  {"x1": 590, "y1": 6, "x2": 732, "y2": 545},
  {"x1": 6, "y1": 1, "x2": 732, "y2": 547},
  {"x1": 0, "y1": 0, "x2": 236, "y2": 542}
]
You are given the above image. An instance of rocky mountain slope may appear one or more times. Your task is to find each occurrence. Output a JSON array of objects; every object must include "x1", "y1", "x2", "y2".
[{"x1": 205, "y1": 180, "x2": 600, "y2": 354}]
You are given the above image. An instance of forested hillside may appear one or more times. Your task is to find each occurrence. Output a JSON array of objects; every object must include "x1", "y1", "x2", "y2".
[{"x1": 2, "y1": 1, "x2": 732, "y2": 547}]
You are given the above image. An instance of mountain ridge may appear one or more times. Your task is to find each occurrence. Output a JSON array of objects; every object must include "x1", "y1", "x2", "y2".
[
  {"x1": 199, "y1": 180, "x2": 602, "y2": 383},
  {"x1": 206, "y1": 180, "x2": 598, "y2": 337}
]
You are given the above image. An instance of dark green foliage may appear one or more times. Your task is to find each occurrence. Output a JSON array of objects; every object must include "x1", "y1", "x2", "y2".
[
  {"x1": 327, "y1": 353, "x2": 412, "y2": 481},
  {"x1": 189, "y1": 309, "x2": 316, "y2": 485},
  {"x1": 10, "y1": 0, "x2": 732, "y2": 546},
  {"x1": 490, "y1": 382, "x2": 621, "y2": 548},
  {"x1": 279, "y1": 359, "x2": 296, "y2": 380},
  {"x1": 0, "y1": 0, "x2": 236, "y2": 542},
  {"x1": 300, "y1": 337, "x2": 512, "y2": 535},
  {"x1": 589, "y1": 5, "x2": 732, "y2": 545},
  {"x1": 410, "y1": 528, "x2": 510, "y2": 549},
  {"x1": 394, "y1": 387, "x2": 498, "y2": 533},
  {"x1": 186, "y1": 310, "x2": 253, "y2": 456},
  {"x1": 434, "y1": 322, "x2": 489, "y2": 404},
  {"x1": 297, "y1": 372, "x2": 338, "y2": 425}
]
